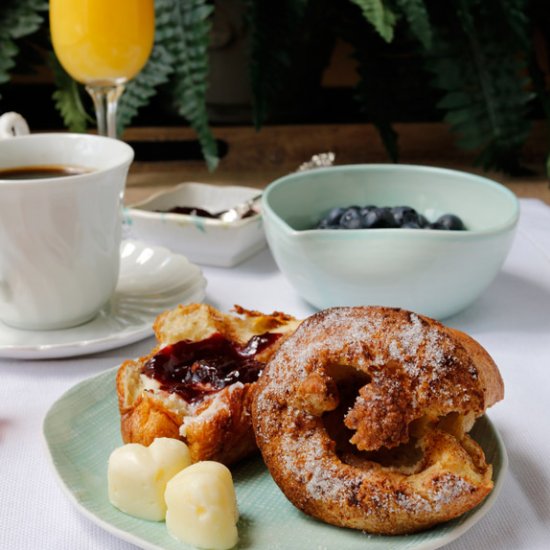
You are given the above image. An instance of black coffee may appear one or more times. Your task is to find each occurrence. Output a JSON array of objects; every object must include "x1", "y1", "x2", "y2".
[{"x1": 0, "y1": 165, "x2": 91, "y2": 180}]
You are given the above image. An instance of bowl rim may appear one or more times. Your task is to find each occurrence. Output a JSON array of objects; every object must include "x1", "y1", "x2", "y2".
[
  {"x1": 262, "y1": 163, "x2": 520, "y2": 238},
  {"x1": 127, "y1": 181, "x2": 262, "y2": 228}
]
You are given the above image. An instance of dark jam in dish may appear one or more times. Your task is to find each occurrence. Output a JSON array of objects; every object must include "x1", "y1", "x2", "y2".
[
  {"x1": 156, "y1": 206, "x2": 257, "y2": 219},
  {"x1": 142, "y1": 332, "x2": 281, "y2": 402},
  {"x1": 157, "y1": 206, "x2": 218, "y2": 218}
]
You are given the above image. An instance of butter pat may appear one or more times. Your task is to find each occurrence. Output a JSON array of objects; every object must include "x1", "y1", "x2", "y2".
[
  {"x1": 165, "y1": 461, "x2": 239, "y2": 550},
  {"x1": 108, "y1": 438, "x2": 191, "y2": 521}
]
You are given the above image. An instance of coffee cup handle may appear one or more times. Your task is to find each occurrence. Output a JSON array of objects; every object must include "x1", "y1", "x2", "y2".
[{"x1": 0, "y1": 112, "x2": 30, "y2": 139}]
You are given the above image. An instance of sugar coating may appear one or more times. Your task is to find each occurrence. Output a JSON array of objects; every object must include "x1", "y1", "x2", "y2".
[
  {"x1": 256, "y1": 307, "x2": 481, "y2": 422},
  {"x1": 253, "y1": 306, "x2": 491, "y2": 532}
]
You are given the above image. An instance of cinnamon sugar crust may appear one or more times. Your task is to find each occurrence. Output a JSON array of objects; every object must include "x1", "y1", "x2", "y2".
[{"x1": 251, "y1": 306, "x2": 504, "y2": 534}]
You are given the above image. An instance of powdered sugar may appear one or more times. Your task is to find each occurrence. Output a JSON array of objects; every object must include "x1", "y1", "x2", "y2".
[
  {"x1": 254, "y1": 306, "x2": 488, "y2": 529},
  {"x1": 273, "y1": 406, "x2": 479, "y2": 520},
  {"x1": 279, "y1": 417, "x2": 356, "y2": 505},
  {"x1": 395, "y1": 490, "x2": 432, "y2": 514},
  {"x1": 430, "y1": 474, "x2": 475, "y2": 510},
  {"x1": 260, "y1": 307, "x2": 475, "y2": 417}
]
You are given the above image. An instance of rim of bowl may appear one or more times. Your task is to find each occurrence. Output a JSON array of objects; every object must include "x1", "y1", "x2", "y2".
[
  {"x1": 128, "y1": 182, "x2": 262, "y2": 228},
  {"x1": 262, "y1": 164, "x2": 520, "y2": 238},
  {"x1": 0, "y1": 133, "x2": 134, "y2": 185}
]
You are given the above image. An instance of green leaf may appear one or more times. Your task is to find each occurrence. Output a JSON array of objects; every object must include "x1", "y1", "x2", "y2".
[
  {"x1": 0, "y1": 0, "x2": 47, "y2": 97},
  {"x1": 336, "y1": 3, "x2": 402, "y2": 162},
  {"x1": 116, "y1": 0, "x2": 176, "y2": 133},
  {"x1": 349, "y1": 0, "x2": 397, "y2": 43},
  {"x1": 50, "y1": 54, "x2": 89, "y2": 133},
  {"x1": 0, "y1": 41, "x2": 19, "y2": 84},
  {"x1": 162, "y1": 0, "x2": 218, "y2": 170},
  {"x1": 424, "y1": 0, "x2": 534, "y2": 173},
  {"x1": 0, "y1": 0, "x2": 47, "y2": 39},
  {"x1": 394, "y1": 0, "x2": 432, "y2": 49}
]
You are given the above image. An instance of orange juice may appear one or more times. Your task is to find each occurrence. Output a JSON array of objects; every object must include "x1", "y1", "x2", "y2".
[{"x1": 50, "y1": 0, "x2": 155, "y2": 84}]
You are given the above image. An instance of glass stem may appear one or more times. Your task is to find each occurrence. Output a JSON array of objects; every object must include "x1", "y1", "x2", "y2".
[{"x1": 85, "y1": 84, "x2": 125, "y2": 139}]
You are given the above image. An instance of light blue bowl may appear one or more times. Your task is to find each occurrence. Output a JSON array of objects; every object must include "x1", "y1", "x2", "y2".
[{"x1": 262, "y1": 164, "x2": 519, "y2": 319}]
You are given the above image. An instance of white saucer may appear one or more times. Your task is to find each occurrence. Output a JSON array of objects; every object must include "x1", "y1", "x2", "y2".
[{"x1": 0, "y1": 240, "x2": 206, "y2": 360}]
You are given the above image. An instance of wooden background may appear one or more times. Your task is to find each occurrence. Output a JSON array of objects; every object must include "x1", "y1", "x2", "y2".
[{"x1": 123, "y1": 122, "x2": 550, "y2": 206}]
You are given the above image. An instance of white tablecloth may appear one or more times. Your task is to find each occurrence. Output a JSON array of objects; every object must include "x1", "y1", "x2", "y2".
[{"x1": 1, "y1": 198, "x2": 549, "y2": 550}]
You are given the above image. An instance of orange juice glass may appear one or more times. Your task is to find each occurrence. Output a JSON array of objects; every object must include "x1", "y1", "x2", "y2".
[{"x1": 50, "y1": 0, "x2": 155, "y2": 138}]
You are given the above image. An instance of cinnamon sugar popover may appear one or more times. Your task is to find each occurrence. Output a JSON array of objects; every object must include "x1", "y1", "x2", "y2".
[
  {"x1": 252, "y1": 306, "x2": 504, "y2": 535},
  {"x1": 116, "y1": 303, "x2": 300, "y2": 465}
]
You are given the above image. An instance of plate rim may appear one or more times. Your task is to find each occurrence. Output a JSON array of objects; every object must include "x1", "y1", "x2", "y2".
[{"x1": 43, "y1": 366, "x2": 508, "y2": 550}]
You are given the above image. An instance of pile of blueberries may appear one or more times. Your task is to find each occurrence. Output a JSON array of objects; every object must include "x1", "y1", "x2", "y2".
[{"x1": 315, "y1": 205, "x2": 466, "y2": 231}]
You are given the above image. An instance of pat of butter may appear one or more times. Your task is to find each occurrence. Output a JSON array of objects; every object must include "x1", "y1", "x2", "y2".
[
  {"x1": 108, "y1": 438, "x2": 191, "y2": 521},
  {"x1": 165, "y1": 461, "x2": 239, "y2": 550}
]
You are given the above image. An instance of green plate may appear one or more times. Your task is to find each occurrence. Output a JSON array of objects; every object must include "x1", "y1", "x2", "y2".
[{"x1": 43, "y1": 367, "x2": 507, "y2": 550}]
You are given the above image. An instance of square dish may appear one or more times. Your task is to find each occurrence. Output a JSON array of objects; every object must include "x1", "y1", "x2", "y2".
[{"x1": 125, "y1": 182, "x2": 266, "y2": 267}]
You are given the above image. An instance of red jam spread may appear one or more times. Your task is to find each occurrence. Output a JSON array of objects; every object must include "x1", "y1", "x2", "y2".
[{"x1": 142, "y1": 332, "x2": 281, "y2": 402}]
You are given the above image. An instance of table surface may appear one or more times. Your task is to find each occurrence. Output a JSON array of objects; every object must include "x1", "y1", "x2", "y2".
[{"x1": 2, "y1": 134, "x2": 550, "y2": 549}]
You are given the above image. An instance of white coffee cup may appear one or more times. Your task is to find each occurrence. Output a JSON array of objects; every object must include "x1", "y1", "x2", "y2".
[{"x1": 0, "y1": 133, "x2": 134, "y2": 330}]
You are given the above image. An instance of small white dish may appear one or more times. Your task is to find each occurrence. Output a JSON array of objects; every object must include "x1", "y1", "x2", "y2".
[
  {"x1": 43, "y1": 366, "x2": 507, "y2": 550},
  {"x1": 0, "y1": 240, "x2": 206, "y2": 360},
  {"x1": 125, "y1": 182, "x2": 266, "y2": 267}
]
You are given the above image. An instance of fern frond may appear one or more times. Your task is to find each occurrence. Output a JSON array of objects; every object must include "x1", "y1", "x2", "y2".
[
  {"x1": 0, "y1": 41, "x2": 18, "y2": 85},
  {"x1": 162, "y1": 0, "x2": 218, "y2": 170},
  {"x1": 117, "y1": 0, "x2": 176, "y2": 133},
  {"x1": 494, "y1": 0, "x2": 531, "y2": 49},
  {"x1": 349, "y1": 0, "x2": 397, "y2": 43},
  {"x1": 244, "y1": 0, "x2": 309, "y2": 129},
  {"x1": 0, "y1": 0, "x2": 47, "y2": 39},
  {"x1": 336, "y1": 3, "x2": 401, "y2": 161},
  {"x1": 50, "y1": 54, "x2": 90, "y2": 133},
  {"x1": 0, "y1": 0, "x2": 47, "y2": 96},
  {"x1": 425, "y1": 0, "x2": 534, "y2": 173},
  {"x1": 394, "y1": 0, "x2": 432, "y2": 49},
  {"x1": 116, "y1": 45, "x2": 174, "y2": 133}
]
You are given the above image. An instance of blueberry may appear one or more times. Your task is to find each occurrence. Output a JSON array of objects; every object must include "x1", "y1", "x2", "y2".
[
  {"x1": 391, "y1": 206, "x2": 419, "y2": 227},
  {"x1": 360, "y1": 209, "x2": 378, "y2": 228},
  {"x1": 432, "y1": 214, "x2": 465, "y2": 231},
  {"x1": 401, "y1": 221, "x2": 421, "y2": 229},
  {"x1": 339, "y1": 207, "x2": 363, "y2": 229},
  {"x1": 317, "y1": 218, "x2": 340, "y2": 229},
  {"x1": 315, "y1": 204, "x2": 464, "y2": 231},
  {"x1": 359, "y1": 205, "x2": 376, "y2": 216},
  {"x1": 322, "y1": 206, "x2": 346, "y2": 226},
  {"x1": 362, "y1": 207, "x2": 396, "y2": 228}
]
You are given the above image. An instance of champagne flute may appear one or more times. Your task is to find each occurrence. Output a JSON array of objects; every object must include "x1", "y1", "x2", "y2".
[{"x1": 49, "y1": 0, "x2": 155, "y2": 138}]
